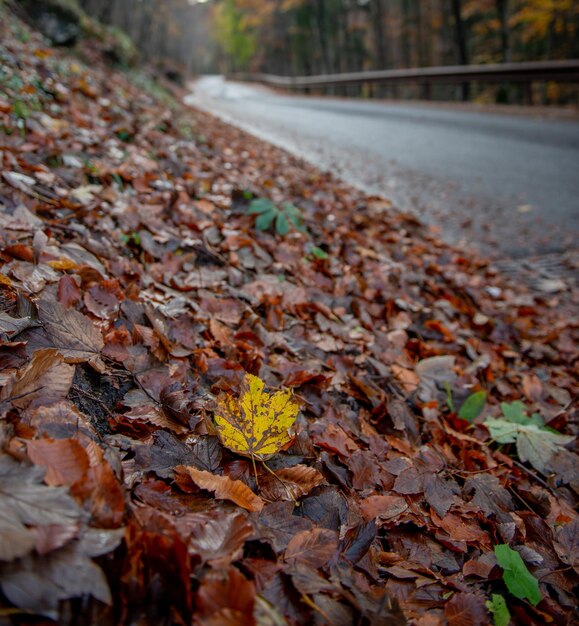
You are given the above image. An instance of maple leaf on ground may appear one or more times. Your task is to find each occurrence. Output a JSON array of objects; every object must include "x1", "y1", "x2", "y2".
[{"x1": 214, "y1": 373, "x2": 298, "y2": 462}]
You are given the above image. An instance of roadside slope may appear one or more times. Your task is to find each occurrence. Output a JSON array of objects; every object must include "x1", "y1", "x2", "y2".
[{"x1": 1, "y1": 8, "x2": 577, "y2": 625}]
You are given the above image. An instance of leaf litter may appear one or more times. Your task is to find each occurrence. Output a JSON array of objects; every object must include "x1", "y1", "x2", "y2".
[{"x1": 0, "y1": 7, "x2": 577, "y2": 625}]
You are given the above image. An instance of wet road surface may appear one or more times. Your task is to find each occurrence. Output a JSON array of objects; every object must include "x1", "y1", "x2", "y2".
[{"x1": 186, "y1": 76, "x2": 579, "y2": 260}]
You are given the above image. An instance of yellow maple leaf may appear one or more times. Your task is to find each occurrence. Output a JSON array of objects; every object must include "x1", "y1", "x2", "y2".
[{"x1": 214, "y1": 373, "x2": 298, "y2": 461}]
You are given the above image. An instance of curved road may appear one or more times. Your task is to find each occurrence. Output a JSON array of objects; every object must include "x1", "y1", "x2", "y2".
[{"x1": 186, "y1": 76, "x2": 579, "y2": 260}]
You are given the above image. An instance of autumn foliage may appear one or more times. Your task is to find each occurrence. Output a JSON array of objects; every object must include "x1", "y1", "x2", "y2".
[{"x1": 0, "y1": 7, "x2": 577, "y2": 626}]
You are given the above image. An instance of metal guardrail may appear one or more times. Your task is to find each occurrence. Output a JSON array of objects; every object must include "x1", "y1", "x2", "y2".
[{"x1": 233, "y1": 60, "x2": 579, "y2": 89}]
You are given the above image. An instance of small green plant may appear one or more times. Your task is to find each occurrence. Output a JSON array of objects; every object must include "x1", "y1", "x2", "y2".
[
  {"x1": 115, "y1": 129, "x2": 133, "y2": 142},
  {"x1": 12, "y1": 100, "x2": 30, "y2": 121},
  {"x1": 121, "y1": 232, "x2": 141, "y2": 246},
  {"x1": 247, "y1": 198, "x2": 306, "y2": 236},
  {"x1": 111, "y1": 173, "x2": 124, "y2": 190},
  {"x1": 486, "y1": 593, "x2": 510, "y2": 626},
  {"x1": 309, "y1": 245, "x2": 329, "y2": 260},
  {"x1": 458, "y1": 390, "x2": 486, "y2": 422},
  {"x1": 494, "y1": 544, "x2": 541, "y2": 606},
  {"x1": 485, "y1": 401, "x2": 573, "y2": 474}
]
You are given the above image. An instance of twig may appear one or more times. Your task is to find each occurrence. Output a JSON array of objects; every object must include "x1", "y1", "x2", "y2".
[{"x1": 261, "y1": 460, "x2": 298, "y2": 504}]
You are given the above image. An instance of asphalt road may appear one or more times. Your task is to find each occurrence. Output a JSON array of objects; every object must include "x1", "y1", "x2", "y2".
[{"x1": 186, "y1": 75, "x2": 579, "y2": 259}]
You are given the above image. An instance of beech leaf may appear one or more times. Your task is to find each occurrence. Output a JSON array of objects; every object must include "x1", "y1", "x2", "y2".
[
  {"x1": 174, "y1": 466, "x2": 264, "y2": 512},
  {"x1": 259, "y1": 464, "x2": 326, "y2": 501},
  {"x1": 0, "y1": 454, "x2": 83, "y2": 562},
  {"x1": 0, "y1": 348, "x2": 74, "y2": 409},
  {"x1": 285, "y1": 528, "x2": 338, "y2": 569},
  {"x1": 31, "y1": 299, "x2": 105, "y2": 369}
]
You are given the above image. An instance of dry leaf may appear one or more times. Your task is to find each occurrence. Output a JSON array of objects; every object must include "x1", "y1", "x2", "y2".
[
  {"x1": 0, "y1": 454, "x2": 83, "y2": 562},
  {"x1": 0, "y1": 349, "x2": 75, "y2": 409},
  {"x1": 284, "y1": 528, "x2": 338, "y2": 569},
  {"x1": 27, "y1": 438, "x2": 89, "y2": 486},
  {"x1": 260, "y1": 464, "x2": 326, "y2": 501},
  {"x1": 31, "y1": 299, "x2": 105, "y2": 370},
  {"x1": 175, "y1": 466, "x2": 264, "y2": 512},
  {"x1": 360, "y1": 495, "x2": 409, "y2": 522},
  {"x1": 214, "y1": 373, "x2": 298, "y2": 461}
]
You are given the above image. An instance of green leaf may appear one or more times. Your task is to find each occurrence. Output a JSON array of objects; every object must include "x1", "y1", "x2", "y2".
[
  {"x1": 494, "y1": 544, "x2": 541, "y2": 606},
  {"x1": 12, "y1": 100, "x2": 29, "y2": 120},
  {"x1": 275, "y1": 212, "x2": 290, "y2": 236},
  {"x1": 486, "y1": 594, "x2": 511, "y2": 626},
  {"x1": 500, "y1": 401, "x2": 543, "y2": 425},
  {"x1": 485, "y1": 418, "x2": 574, "y2": 473},
  {"x1": 282, "y1": 203, "x2": 301, "y2": 216},
  {"x1": 515, "y1": 425, "x2": 574, "y2": 474},
  {"x1": 248, "y1": 198, "x2": 276, "y2": 215},
  {"x1": 255, "y1": 209, "x2": 277, "y2": 231},
  {"x1": 459, "y1": 391, "x2": 487, "y2": 422},
  {"x1": 310, "y1": 246, "x2": 329, "y2": 260},
  {"x1": 485, "y1": 419, "x2": 519, "y2": 444},
  {"x1": 283, "y1": 204, "x2": 307, "y2": 232}
]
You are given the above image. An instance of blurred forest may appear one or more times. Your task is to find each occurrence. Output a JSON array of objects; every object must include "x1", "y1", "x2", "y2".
[{"x1": 77, "y1": 0, "x2": 579, "y2": 103}]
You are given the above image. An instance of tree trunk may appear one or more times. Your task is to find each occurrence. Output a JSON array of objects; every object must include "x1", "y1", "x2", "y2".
[
  {"x1": 496, "y1": 0, "x2": 511, "y2": 62},
  {"x1": 451, "y1": 0, "x2": 470, "y2": 100}
]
